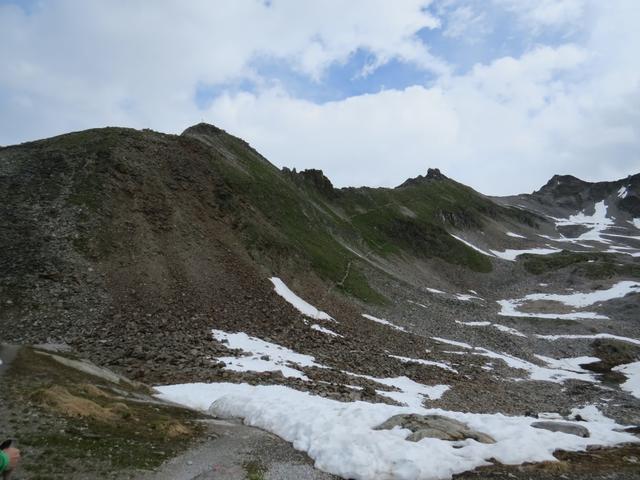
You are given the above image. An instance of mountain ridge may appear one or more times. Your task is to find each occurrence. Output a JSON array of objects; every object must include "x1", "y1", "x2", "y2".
[{"x1": 1, "y1": 123, "x2": 640, "y2": 479}]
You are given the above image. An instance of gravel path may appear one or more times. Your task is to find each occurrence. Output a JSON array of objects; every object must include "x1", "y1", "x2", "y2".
[{"x1": 134, "y1": 418, "x2": 337, "y2": 480}]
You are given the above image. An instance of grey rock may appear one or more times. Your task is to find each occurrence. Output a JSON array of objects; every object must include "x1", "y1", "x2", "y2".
[
  {"x1": 374, "y1": 414, "x2": 495, "y2": 444},
  {"x1": 531, "y1": 421, "x2": 590, "y2": 437}
]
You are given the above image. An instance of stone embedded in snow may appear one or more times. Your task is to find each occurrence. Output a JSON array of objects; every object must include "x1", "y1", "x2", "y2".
[
  {"x1": 531, "y1": 421, "x2": 590, "y2": 438},
  {"x1": 374, "y1": 414, "x2": 496, "y2": 444}
]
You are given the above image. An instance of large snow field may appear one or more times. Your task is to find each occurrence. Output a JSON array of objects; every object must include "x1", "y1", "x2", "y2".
[{"x1": 155, "y1": 382, "x2": 637, "y2": 480}]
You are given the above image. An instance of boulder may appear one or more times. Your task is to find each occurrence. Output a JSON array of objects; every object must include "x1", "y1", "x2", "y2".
[
  {"x1": 374, "y1": 414, "x2": 495, "y2": 444},
  {"x1": 531, "y1": 421, "x2": 590, "y2": 438}
]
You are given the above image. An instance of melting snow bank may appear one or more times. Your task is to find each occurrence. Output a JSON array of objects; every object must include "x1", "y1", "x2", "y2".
[
  {"x1": 270, "y1": 277, "x2": 334, "y2": 321},
  {"x1": 497, "y1": 281, "x2": 640, "y2": 320},
  {"x1": 613, "y1": 362, "x2": 640, "y2": 399},
  {"x1": 156, "y1": 383, "x2": 637, "y2": 480}
]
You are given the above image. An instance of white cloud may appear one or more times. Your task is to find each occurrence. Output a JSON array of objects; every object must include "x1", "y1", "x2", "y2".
[
  {"x1": 494, "y1": 0, "x2": 589, "y2": 30},
  {"x1": 204, "y1": 31, "x2": 639, "y2": 195},
  {"x1": 0, "y1": 0, "x2": 441, "y2": 141},
  {"x1": 0, "y1": 0, "x2": 638, "y2": 195},
  {"x1": 443, "y1": 5, "x2": 490, "y2": 41}
]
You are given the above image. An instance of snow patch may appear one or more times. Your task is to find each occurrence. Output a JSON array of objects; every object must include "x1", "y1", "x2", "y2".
[
  {"x1": 432, "y1": 338, "x2": 597, "y2": 383},
  {"x1": 497, "y1": 281, "x2": 640, "y2": 320},
  {"x1": 213, "y1": 330, "x2": 323, "y2": 380},
  {"x1": 613, "y1": 361, "x2": 640, "y2": 399},
  {"x1": 490, "y1": 247, "x2": 561, "y2": 261},
  {"x1": 552, "y1": 201, "x2": 614, "y2": 244},
  {"x1": 506, "y1": 231, "x2": 526, "y2": 238}
]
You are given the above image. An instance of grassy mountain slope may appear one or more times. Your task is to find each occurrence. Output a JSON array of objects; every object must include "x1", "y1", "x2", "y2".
[{"x1": 0, "y1": 123, "x2": 541, "y2": 375}]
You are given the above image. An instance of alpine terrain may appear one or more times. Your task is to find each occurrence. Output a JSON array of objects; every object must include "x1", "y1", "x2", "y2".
[{"x1": 1, "y1": 123, "x2": 639, "y2": 480}]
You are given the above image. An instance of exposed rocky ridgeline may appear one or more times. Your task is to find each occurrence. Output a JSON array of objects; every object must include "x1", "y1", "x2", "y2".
[{"x1": 1, "y1": 123, "x2": 640, "y2": 479}]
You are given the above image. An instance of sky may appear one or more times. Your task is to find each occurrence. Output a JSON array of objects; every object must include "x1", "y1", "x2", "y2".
[{"x1": 0, "y1": 0, "x2": 638, "y2": 195}]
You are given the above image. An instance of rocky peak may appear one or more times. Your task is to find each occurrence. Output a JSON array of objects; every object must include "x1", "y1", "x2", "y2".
[
  {"x1": 426, "y1": 168, "x2": 447, "y2": 180},
  {"x1": 397, "y1": 168, "x2": 448, "y2": 188},
  {"x1": 537, "y1": 174, "x2": 587, "y2": 192},
  {"x1": 181, "y1": 122, "x2": 225, "y2": 138},
  {"x1": 282, "y1": 167, "x2": 335, "y2": 196},
  {"x1": 180, "y1": 123, "x2": 227, "y2": 148}
]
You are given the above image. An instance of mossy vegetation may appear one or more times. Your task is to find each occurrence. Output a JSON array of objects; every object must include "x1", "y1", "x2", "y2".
[
  {"x1": 244, "y1": 460, "x2": 266, "y2": 480},
  {"x1": 204, "y1": 132, "x2": 497, "y2": 291},
  {"x1": 38, "y1": 127, "x2": 512, "y2": 304},
  {"x1": 4, "y1": 347, "x2": 203, "y2": 478}
]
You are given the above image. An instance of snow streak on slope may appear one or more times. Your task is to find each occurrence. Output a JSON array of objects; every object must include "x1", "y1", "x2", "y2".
[
  {"x1": 311, "y1": 324, "x2": 343, "y2": 337},
  {"x1": 388, "y1": 355, "x2": 458, "y2": 373},
  {"x1": 270, "y1": 277, "x2": 334, "y2": 321},
  {"x1": 156, "y1": 383, "x2": 636, "y2": 480},
  {"x1": 450, "y1": 234, "x2": 494, "y2": 257},
  {"x1": 362, "y1": 313, "x2": 407, "y2": 332}
]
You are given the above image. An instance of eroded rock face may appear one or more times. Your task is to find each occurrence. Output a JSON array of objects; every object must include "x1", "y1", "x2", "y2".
[
  {"x1": 531, "y1": 421, "x2": 590, "y2": 438},
  {"x1": 374, "y1": 414, "x2": 496, "y2": 444}
]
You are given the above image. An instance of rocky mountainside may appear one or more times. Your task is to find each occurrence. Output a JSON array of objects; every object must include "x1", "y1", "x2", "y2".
[{"x1": 1, "y1": 124, "x2": 639, "y2": 479}]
